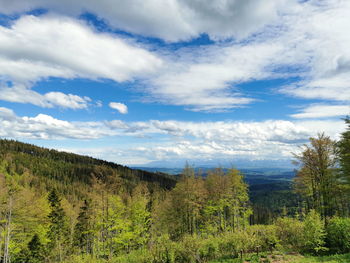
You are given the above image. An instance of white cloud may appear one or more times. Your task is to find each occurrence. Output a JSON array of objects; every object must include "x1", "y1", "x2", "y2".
[
  {"x1": 0, "y1": 0, "x2": 289, "y2": 42},
  {"x1": 147, "y1": 41, "x2": 285, "y2": 111},
  {"x1": 145, "y1": 0, "x2": 350, "y2": 111},
  {"x1": 104, "y1": 119, "x2": 346, "y2": 161},
  {"x1": 0, "y1": 106, "x2": 346, "y2": 164},
  {"x1": 0, "y1": 84, "x2": 91, "y2": 109},
  {"x1": 57, "y1": 119, "x2": 347, "y2": 165},
  {"x1": 0, "y1": 15, "x2": 162, "y2": 83},
  {"x1": 278, "y1": 0, "x2": 350, "y2": 103},
  {"x1": 0, "y1": 14, "x2": 162, "y2": 108},
  {"x1": 291, "y1": 104, "x2": 350, "y2": 119},
  {"x1": 0, "y1": 1, "x2": 349, "y2": 113},
  {"x1": 0, "y1": 107, "x2": 111, "y2": 139},
  {"x1": 109, "y1": 102, "x2": 128, "y2": 114}
]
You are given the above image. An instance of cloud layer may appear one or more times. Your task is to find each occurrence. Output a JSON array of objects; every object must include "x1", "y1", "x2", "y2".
[
  {"x1": 0, "y1": 107, "x2": 346, "y2": 164},
  {"x1": 0, "y1": 0, "x2": 287, "y2": 42},
  {"x1": 0, "y1": 1, "x2": 349, "y2": 113}
]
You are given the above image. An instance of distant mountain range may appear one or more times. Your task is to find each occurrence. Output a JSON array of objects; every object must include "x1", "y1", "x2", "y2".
[{"x1": 136, "y1": 158, "x2": 296, "y2": 170}]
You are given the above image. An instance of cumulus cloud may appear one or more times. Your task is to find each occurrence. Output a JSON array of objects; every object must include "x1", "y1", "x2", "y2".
[
  {"x1": 109, "y1": 102, "x2": 128, "y2": 114},
  {"x1": 0, "y1": 15, "x2": 162, "y2": 83},
  {"x1": 0, "y1": 106, "x2": 346, "y2": 163},
  {"x1": 0, "y1": 84, "x2": 91, "y2": 109},
  {"x1": 290, "y1": 104, "x2": 350, "y2": 119},
  {"x1": 0, "y1": 107, "x2": 111, "y2": 139},
  {"x1": 0, "y1": 0, "x2": 288, "y2": 42},
  {"x1": 0, "y1": 14, "x2": 162, "y2": 108},
  {"x1": 59, "y1": 119, "x2": 346, "y2": 164},
  {"x1": 0, "y1": 1, "x2": 348, "y2": 113}
]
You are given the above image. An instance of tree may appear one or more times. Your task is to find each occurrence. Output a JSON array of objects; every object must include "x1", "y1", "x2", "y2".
[
  {"x1": 74, "y1": 199, "x2": 94, "y2": 255},
  {"x1": 226, "y1": 168, "x2": 251, "y2": 231},
  {"x1": 302, "y1": 210, "x2": 326, "y2": 254},
  {"x1": 47, "y1": 189, "x2": 69, "y2": 262},
  {"x1": 338, "y1": 117, "x2": 350, "y2": 177},
  {"x1": 293, "y1": 133, "x2": 339, "y2": 219},
  {"x1": 27, "y1": 234, "x2": 45, "y2": 263},
  {"x1": 203, "y1": 168, "x2": 250, "y2": 233}
]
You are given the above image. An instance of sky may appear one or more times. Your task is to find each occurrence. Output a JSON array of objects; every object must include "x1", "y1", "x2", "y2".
[{"x1": 0, "y1": 0, "x2": 349, "y2": 167}]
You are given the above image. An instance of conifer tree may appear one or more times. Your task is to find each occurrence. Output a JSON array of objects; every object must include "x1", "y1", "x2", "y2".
[
  {"x1": 74, "y1": 199, "x2": 94, "y2": 255},
  {"x1": 47, "y1": 189, "x2": 69, "y2": 262},
  {"x1": 27, "y1": 234, "x2": 45, "y2": 263},
  {"x1": 338, "y1": 117, "x2": 350, "y2": 188}
]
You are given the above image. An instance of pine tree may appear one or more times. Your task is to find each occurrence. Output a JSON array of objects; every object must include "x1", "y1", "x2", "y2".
[
  {"x1": 47, "y1": 189, "x2": 69, "y2": 262},
  {"x1": 74, "y1": 199, "x2": 94, "y2": 254},
  {"x1": 337, "y1": 117, "x2": 350, "y2": 216},
  {"x1": 338, "y1": 118, "x2": 350, "y2": 187},
  {"x1": 27, "y1": 234, "x2": 45, "y2": 263}
]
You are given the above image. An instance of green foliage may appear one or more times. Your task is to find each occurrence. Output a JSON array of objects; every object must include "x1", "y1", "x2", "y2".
[
  {"x1": 302, "y1": 210, "x2": 326, "y2": 254},
  {"x1": 1, "y1": 138, "x2": 350, "y2": 263},
  {"x1": 338, "y1": 117, "x2": 350, "y2": 184},
  {"x1": 293, "y1": 133, "x2": 342, "y2": 219},
  {"x1": 26, "y1": 234, "x2": 45, "y2": 263},
  {"x1": 47, "y1": 189, "x2": 70, "y2": 261},
  {"x1": 74, "y1": 200, "x2": 94, "y2": 254},
  {"x1": 275, "y1": 216, "x2": 304, "y2": 251},
  {"x1": 326, "y1": 217, "x2": 350, "y2": 254}
]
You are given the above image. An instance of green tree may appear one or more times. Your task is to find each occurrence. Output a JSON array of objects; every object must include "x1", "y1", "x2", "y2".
[
  {"x1": 203, "y1": 168, "x2": 250, "y2": 233},
  {"x1": 27, "y1": 234, "x2": 45, "y2": 263},
  {"x1": 293, "y1": 133, "x2": 339, "y2": 219},
  {"x1": 337, "y1": 117, "x2": 350, "y2": 215},
  {"x1": 302, "y1": 210, "x2": 326, "y2": 254},
  {"x1": 326, "y1": 217, "x2": 350, "y2": 254},
  {"x1": 74, "y1": 199, "x2": 94, "y2": 255},
  {"x1": 47, "y1": 189, "x2": 69, "y2": 262}
]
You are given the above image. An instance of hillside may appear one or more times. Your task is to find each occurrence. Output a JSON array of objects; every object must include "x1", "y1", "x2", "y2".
[
  {"x1": 0, "y1": 133, "x2": 349, "y2": 263},
  {"x1": 0, "y1": 139, "x2": 177, "y2": 198}
]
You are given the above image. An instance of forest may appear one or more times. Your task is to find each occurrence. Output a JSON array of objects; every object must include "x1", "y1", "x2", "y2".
[{"x1": 0, "y1": 118, "x2": 349, "y2": 263}]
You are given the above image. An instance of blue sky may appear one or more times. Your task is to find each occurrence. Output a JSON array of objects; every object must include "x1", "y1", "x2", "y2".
[{"x1": 0, "y1": 0, "x2": 349, "y2": 167}]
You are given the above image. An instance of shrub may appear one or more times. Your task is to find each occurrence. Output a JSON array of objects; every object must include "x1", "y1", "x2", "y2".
[
  {"x1": 198, "y1": 236, "x2": 221, "y2": 262},
  {"x1": 326, "y1": 217, "x2": 350, "y2": 254},
  {"x1": 302, "y1": 210, "x2": 326, "y2": 254},
  {"x1": 249, "y1": 225, "x2": 279, "y2": 252},
  {"x1": 174, "y1": 234, "x2": 201, "y2": 263},
  {"x1": 275, "y1": 217, "x2": 304, "y2": 252}
]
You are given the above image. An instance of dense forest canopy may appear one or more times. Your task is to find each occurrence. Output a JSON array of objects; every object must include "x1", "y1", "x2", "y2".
[{"x1": 0, "y1": 117, "x2": 349, "y2": 263}]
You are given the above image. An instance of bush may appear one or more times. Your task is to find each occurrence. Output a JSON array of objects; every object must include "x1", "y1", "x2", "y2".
[
  {"x1": 326, "y1": 217, "x2": 350, "y2": 254},
  {"x1": 174, "y1": 235, "x2": 202, "y2": 263},
  {"x1": 198, "y1": 236, "x2": 221, "y2": 262},
  {"x1": 302, "y1": 210, "x2": 326, "y2": 254},
  {"x1": 249, "y1": 224, "x2": 279, "y2": 252},
  {"x1": 275, "y1": 217, "x2": 304, "y2": 252}
]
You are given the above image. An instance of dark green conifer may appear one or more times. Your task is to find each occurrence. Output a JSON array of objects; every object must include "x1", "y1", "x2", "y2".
[
  {"x1": 47, "y1": 189, "x2": 69, "y2": 261},
  {"x1": 27, "y1": 234, "x2": 44, "y2": 263},
  {"x1": 74, "y1": 199, "x2": 94, "y2": 254}
]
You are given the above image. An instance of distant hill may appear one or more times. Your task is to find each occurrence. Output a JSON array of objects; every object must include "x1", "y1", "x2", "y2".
[{"x1": 0, "y1": 139, "x2": 177, "y2": 196}]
